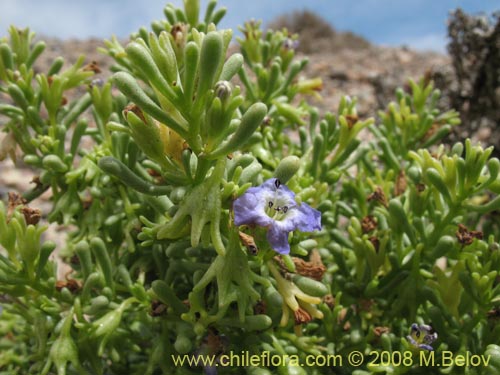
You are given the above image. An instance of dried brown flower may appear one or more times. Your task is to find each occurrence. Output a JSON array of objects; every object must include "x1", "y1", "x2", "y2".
[
  {"x1": 254, "y1": 300, "x2": 267, "y2": 315},
  {"x1": 21, "y1": 206, "x2": 42, "y2": 225},
  {"x1": 373, "y1": 326, "x2": 390, "y2": 336},
  {"x1": 394, "y1": 170, "x2": 407, "y2": 196},
  {"x1": 367, "y1": 186, "x2": 388, "y2": 208},
  {"x1": 55, "y1": 279, "x2": 82, "y2": 294},
  {"x1": 238, "y1": 231, "x2": 258, "y2": 255},
  {"x1": 83, "y1": 60, "x2": 102, "y2": 74},
  {"x1": 456, "y1": 223, "x2": 483, "y2": 246},
  {"x1": 345, "y1": 114, "x2": 359, "y2": 129},
  {"x1": 323, "y1": 294, "x2": 335, "y2": 308},
  {"x1": 150, "y1": 300, "x2": 168, "y2": 317},
  {"x1": 294, "y1": 307, "x2": 313, "y2": 325},
  {"x1": 361, "y1": 215, "x2": 377, "y2": 233}
]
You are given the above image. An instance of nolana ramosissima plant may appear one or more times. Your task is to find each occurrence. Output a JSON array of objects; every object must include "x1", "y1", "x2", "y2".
[{"x1": 1, "y1": 0, "x2": 500, "y2": 374}]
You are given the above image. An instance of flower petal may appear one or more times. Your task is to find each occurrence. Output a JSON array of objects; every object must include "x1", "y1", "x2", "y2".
[
  {"x1": 267, "y1": 224, "x2": 291, "y2": 254},
  {"x1": 287, "y1": 202, "x2": 322, "y2": 232},
  {"x1": 233, "y1": 186, "x2": 272, "y2": 227}
]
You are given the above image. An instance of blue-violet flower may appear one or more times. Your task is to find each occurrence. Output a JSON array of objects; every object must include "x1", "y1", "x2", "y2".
[
  {"x1": 233, "y1": 178, "x2": 321, "y2": 254},
  {"x1": 407, "y1": 323, "x2": 438, "y2": 351}
]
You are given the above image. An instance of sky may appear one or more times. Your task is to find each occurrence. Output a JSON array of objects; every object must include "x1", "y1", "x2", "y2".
[{"x1": 0, "y1": 0, "x2": 498, "y2": 53}]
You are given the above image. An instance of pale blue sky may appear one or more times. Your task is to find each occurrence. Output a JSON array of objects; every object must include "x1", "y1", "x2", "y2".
[{"x1": 0, "y1": 0, "x2": 498, "y2": 52}]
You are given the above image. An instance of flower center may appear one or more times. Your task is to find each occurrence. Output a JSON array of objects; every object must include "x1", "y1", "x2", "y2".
[{"x1": 265, "y1": 199, "x2": 290, "y2": 220}]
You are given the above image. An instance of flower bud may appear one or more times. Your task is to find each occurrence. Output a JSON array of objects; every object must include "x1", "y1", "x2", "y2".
[{"x1": 214, "y1": 80, "x2": 232, "y2": 102}]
